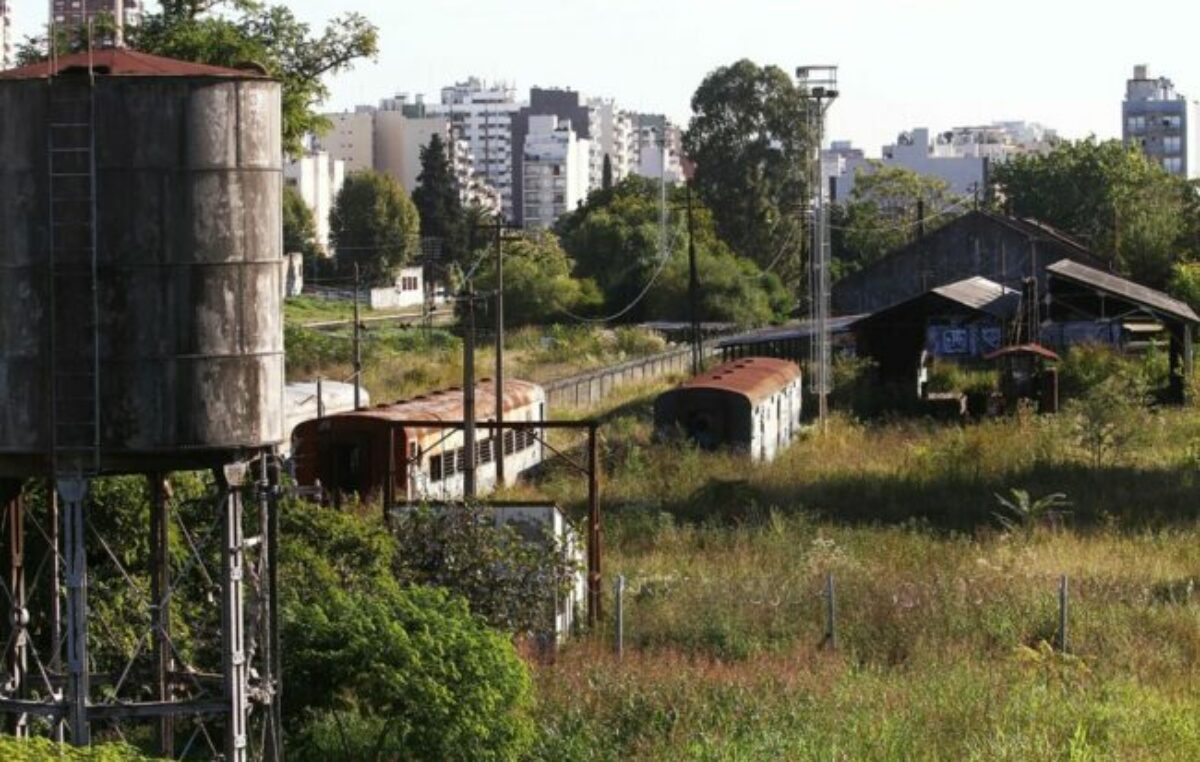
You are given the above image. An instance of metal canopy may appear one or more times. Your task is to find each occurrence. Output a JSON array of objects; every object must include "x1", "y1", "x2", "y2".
[{"x1": 1047, "y1": 259, "x2": 1199, "y2": 324}]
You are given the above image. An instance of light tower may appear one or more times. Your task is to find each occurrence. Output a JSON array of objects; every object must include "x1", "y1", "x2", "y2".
[{"x1": 796, "y1": 65, "x2": 838, "y2": 431}]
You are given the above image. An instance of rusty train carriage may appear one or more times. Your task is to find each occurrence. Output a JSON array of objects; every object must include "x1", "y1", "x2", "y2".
[
  {"x1": 292, "y1": 379, "x2": 547, "y2": 504},
  {"x1": 655, "y1": 357, "x2": 803, "y2": 462}
]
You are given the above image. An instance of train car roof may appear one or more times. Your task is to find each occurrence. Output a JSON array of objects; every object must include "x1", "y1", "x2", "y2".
[
  {"x1": 294, "y1": 378, "x2": 544, "y2": 439},
  {"x1": 671, "y1": 357, "x2": 802, "y2": 406}
]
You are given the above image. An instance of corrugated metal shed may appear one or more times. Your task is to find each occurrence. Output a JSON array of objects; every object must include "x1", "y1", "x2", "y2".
[
  {"x1": 677, "y1": 357, "x2": 801, "y2": 406},
  {"x1": 0, "y1": 49, "x2": 266, "y2": 79},
  {"x1": 1047, "y1": 259, "x2": 1199, "y2": 324},
  {"x1": 931, "y1": 277, "x2": 1020, "y2": 318}
]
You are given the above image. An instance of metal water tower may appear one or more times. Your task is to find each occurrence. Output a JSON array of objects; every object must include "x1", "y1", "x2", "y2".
[{"x1": 0, "y1": 48, "x2": 284, "y2": 760}]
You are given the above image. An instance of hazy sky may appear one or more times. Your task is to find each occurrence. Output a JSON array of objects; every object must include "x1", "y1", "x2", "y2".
[{"x1": 11, "y1": 0, "x2": 1199, "y2": 154}]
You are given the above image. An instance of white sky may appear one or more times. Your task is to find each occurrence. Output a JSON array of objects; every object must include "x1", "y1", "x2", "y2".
[{"x1": 11, "y1": 0, "x2": 1199, "y2": 155}]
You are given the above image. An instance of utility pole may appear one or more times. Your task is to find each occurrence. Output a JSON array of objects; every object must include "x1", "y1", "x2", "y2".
[
  {"x1": 353, "y1": 263, "x2": 363, "y2": 410},
  {"x1": 463, "y1": 285, "x2": 477, "y2": 499},
  {"x1": 685, "y1": 179, "x2": 701, "y2": 376},
  {"x1": 493, "y1": 226, "x2": 505, "y2": 486},
  {"x1": 797, "y1": 65, "x2": 839, "y2": 433}
]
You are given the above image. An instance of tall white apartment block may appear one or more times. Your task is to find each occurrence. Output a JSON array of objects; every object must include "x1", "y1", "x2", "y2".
[
  {"x1": 315, "y1": 109, "x2": 375, "y2": 175},
  {"x1": 429, "y1": 78, "x2": 523, "y2": 219},
  {"x1": 587, "y1": 98, "x2": 635, "y2": 189},
  {"x1": 1123, "y1": 65, "x2": 1200, "y2": 178},
  {"x1": 630, "y1": 113, "x2": 684, "y2": 183},
  {"x1": 284, "y1": 151, "x2": 345, "y2": 253},
  {"x1": 1, "y1": 1, "x2": 11, "y2": 70},
  {"x1": 522, "y1": 115, "x2": 591, "y2": 229},
  {"x1": 51, "y1": 0, "x2": 142, "y2": 29}
]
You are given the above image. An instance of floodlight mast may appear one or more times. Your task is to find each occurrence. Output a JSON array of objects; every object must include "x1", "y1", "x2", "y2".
[{"x1": 797, "y1": 65, "x2": 838, "y2": 433}]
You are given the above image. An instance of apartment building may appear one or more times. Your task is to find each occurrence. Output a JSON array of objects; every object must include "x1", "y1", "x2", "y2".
[
  {"x1": 51, "y1": 0, "x2": 142, "y2": 29},
  {"x1": 1123, "y1": 64, "x2": 1200, "y2": 178},
  {"x1": 283, "y1": 150, "x2": 345, "y2": 253},
  {"x1": 1, "y1": 1, "x2": 11, "y2": 70},
  {"x1": 428, "y1": 78, "x2": 523, "y2": 219},
  {"x1": 316, "y1": 109, "x2": 375, "y2": 174},
  {"x1": 522, "y1": 115, "x2": 591, "y2": 229},
  {"x1": 587, "y1": 98, "x2": 635, "y2": 188}
]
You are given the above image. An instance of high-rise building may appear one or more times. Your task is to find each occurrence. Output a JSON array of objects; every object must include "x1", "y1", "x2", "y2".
[
  {"x1": 510, "y1": 88, "x2": 593, "y2": 226},
  {"x1": 587, "y1": 98, "x2": 635, "y2": 188},
  {"x1": 317, "y1": 97, "x2": 501, "y2": 217},
  {"x1": 1123, "y1": 64, "x2": 1200, "y2": 179},
  {"x1": 521, "y1": 114, "x2": 591, "y2": 229},
  {"x1": 428, "y1": 78, "x2": 523, "y2": 219},
  {"x1": 1, "y1": 1, "x2": 12, "y2": 70},
  {"x1": 51, "y1": 0, "x2": 142, "y2": 30},
  {"x1": 284, "y1": 150, "x2": 345, "y2": 254}
]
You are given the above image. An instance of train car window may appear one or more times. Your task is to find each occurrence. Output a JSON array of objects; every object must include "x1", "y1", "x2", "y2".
[
  {"x1": 479, "y1": 438, "x2": 493, "y2": 464},
  {"x1": 456, "y1": 447, "x2": 467, "y2": 473},
  {"x1": 504, "y1": 430, "x2": 516, "y2": 455},
  {"x1": 430, "y1": 454, "x2": 443, "y2": 481}
]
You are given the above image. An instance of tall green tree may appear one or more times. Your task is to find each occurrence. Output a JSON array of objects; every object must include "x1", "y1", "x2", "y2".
[
  {"x1": 18, "y1": 1, "x2": 379, "y2": 155},
  {"x1": 683, "y1": 59, "x2": 810, "y2": 285},
  {"x1": 601, "y1": 153, "x2": 614, "y2": 191},
  {"x1": 992, "y1": 138, "x2": 1198, "y2": 287},
  {"x1": 283, "y1": 185, "x2": 322, "y2": 265},
  {"x1": 833, "y1": 163, "x2": 962, "y2": 279},
  {"x1": 330, "y1": 171, "x2": 420, "y2": 284},
  {"x1": 412, "y1": 133, "x2": 468, "y2": 268},
  {"x1": 558, "y1": 176, "x2": 790, "y2": 325},
  {"x1": 471, "y1": 233, "x2": 602, "y2": 327}
]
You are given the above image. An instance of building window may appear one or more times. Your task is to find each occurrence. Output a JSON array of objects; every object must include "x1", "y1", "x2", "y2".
[
  {"x1": 1164, "y1": 136, "x2": 1182, "y2": 154},
  {"x1": 1126, "y1": 115, "x2": 1146, "y2": 133},
  {"x1": 1163, "y1": 115, "x2": 1183, "y2": 129},
  {"x1": 1164, "y1": 157, "x2": 1183, "y2": 173}
]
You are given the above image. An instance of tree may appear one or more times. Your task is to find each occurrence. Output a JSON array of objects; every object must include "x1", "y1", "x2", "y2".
[
  {"x1": 329, "y1": 171, "x2": 420, "y2": 284},
  {"x1": 601, "y1": 153, "x2": 614, "y2": 191},
  {"x1": 412, "y1": 133, "x2": 468, "y2": 269},
  {"x1": 683, "y1": 59, "x2": 810, "y2": 284},
  {"x1": 992, "y1": 139, "x2": 1198, "y2": 287},
  {"x1": 280, "y1": 502, "x2": 535, "y2": 761},
  {"x1": 471, "y1": 233, "x2": 602, "y2": 327},
  {"x1": 17, "y1": 1, "x2": 379, "y2": 155},
  {"x1": 283, "y1": 185, "x2": 322, "y2": 265},
  {"x1": 558, "y1": 176, "x2": 790, "y2": 325},
  {"x1": 833, "y1": 163, "x2": 962, "y2": 279}
]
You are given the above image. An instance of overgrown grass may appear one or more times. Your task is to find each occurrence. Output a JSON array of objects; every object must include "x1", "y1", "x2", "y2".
[
  {"x1": 285, "y1": 317, "x2": 671, "y2": 402},
  {"x1": 521, "y1": 390, "x2": 1200, "y2": 759}
]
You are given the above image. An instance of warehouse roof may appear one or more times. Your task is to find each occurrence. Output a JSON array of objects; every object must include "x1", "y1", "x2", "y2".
[
  {"x1": 930, "y1": 276, "x2": 1021, "y2": 318},
  {"x1": 1047, "y1": 259, "x2": 1199, "y2": 324},
  {"x1": 0, "y1": 49, "x2": 268, "y2": 80},
  {"x1": 675, "y1": 357, "x2": 801, "y2": 406}
]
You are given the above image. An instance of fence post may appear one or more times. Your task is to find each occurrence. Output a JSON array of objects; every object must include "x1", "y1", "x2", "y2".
[
  {"x1": 614, "y1": 574, "x2": 625, "y2": 658},
  {"x1": 1058, "y1": 574, "x2": 1069, "y2": 653},
  {"x1": 823, "y1": 572, "x2": 837, "y2": 650}
]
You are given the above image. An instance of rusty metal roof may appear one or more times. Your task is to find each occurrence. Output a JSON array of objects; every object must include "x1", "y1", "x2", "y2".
[
  {"x1": 1047, "y1": 259, "x2": 1199, "y2": 324},
  {"x1": 984, "y1": 343, "x2": 1061, "y2": 362},
  {"x1": 676, "y1": 357, "x2": 801, "y2": 406},
  {"x1": 0, "y1": 49, "x2": 268, "y2": 80},
  {"x1": 327, "y1": 379, "x2": 544, "y2": 438}
]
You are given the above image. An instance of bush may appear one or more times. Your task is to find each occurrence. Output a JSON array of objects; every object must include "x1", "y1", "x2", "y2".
[
  {"x1": 281, "y1": 502, "x2": 536, "y2": 761},
  {"x1": 0, "y1": 738, "x2": 162, "y2": 761},
  {"x1": 1058, "y1": 343, "x2": 1164, "y2": 401}
]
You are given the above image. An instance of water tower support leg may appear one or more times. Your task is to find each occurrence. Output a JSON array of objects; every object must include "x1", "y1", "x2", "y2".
[
  {"x1": 2, "y1": 481, "x2": 28, "y2": 737},
  {"x1": 56, "y1": 476, "x2": 90, "y2": 746},
  {"x1": 217, "y1": 464, "x2": 250, "y2": 762},
  {"x1": 148, "y1": 474, "x2": 174, "y2": 757}
]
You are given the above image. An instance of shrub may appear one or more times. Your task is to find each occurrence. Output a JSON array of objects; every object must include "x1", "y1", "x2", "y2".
[
  {"x1": 281, "y1": 502, "x2": 536, "y2": 761},
  {"x1": 0, "y1": 738, "x2": 162, "y2": 761}
]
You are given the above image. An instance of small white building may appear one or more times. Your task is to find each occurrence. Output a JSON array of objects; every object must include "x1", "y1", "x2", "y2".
[
  {"x1": 367, "y1": 265, "x2": 434, "y2": 311},
  {"x1": 284, "y1": 149, "x2": 345, "y2": 252},
  {"x1": 522, "y1": 115, "x2": 591, "y2": 228}
]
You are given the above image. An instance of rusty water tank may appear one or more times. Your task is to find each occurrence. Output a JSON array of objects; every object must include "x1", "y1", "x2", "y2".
[{"x1": 0, "y1": 50, "x2": 284, "y2": 475}]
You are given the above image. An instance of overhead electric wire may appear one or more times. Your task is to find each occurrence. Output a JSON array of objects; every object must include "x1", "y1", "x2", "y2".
[{"x1": 557, "y1": 224, "x2": 686, "y2": 324}]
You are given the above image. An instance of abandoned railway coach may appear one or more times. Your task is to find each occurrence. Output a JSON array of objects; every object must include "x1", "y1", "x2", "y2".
[
  {"x1": 655, "y1": 357, "x2": 802, "y2": 462},
  {"x1": 292, "y1": 379, "x2": 546, "y2": 503}
]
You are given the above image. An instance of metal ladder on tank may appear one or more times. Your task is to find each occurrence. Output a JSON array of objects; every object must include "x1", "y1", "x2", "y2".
[
  {"x1": 47, "y1": 66, "x2": 102, "y2": 478},
  {"x1": 46, "y1": 55, "x2": 101, "y2": 746}
]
